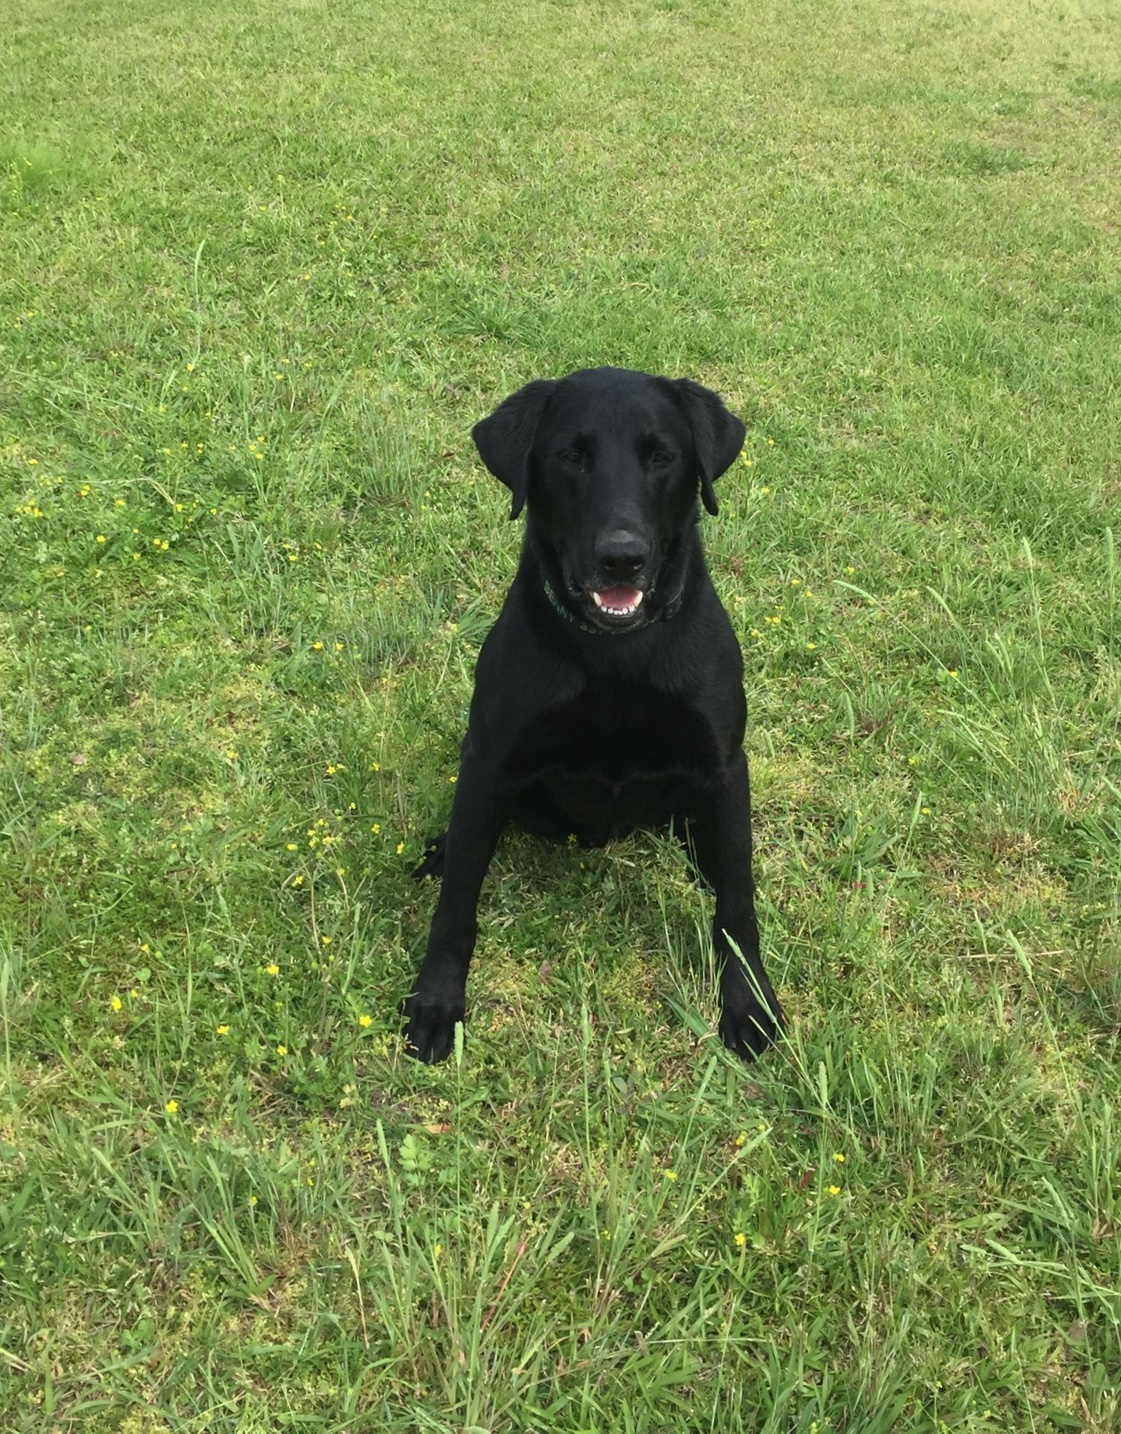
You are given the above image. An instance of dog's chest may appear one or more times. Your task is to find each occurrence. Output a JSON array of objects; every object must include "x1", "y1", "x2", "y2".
[{"x1": 505, "y1": 686, "x2": 718, "y2": 786}]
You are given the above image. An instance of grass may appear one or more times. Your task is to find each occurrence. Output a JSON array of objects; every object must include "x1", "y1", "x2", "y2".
[{"x1": 1, "y1": 0, "x2": 1120, "y2": 1428}]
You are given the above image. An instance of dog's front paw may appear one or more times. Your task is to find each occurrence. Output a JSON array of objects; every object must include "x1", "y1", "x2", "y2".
[
  {"x1": 719, "y1": 989, "x2": 784, "y2": 1062},
  {"x1": 412, "y1": 832, "x2": 448, "y2": 881},
  {"x1": 402, "y1": 991, "x2": 465, "y2": 1064}
]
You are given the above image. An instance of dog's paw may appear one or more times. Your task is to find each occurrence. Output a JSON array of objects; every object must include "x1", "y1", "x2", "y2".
[
  {"x1": 402, "y1": 992, "x2": 465, "y2": 1064},
  {"x1": 412, "y1": 833, "x2": 448, "y2": 882},
  {"x1": 719, "y1": 991, "x2": 784, "y2": 1062}
]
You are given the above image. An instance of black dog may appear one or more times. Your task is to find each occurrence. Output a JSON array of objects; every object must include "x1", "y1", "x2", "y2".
[{"x1": 404, "y1": 367, "x2": 783, "y2": 1063}]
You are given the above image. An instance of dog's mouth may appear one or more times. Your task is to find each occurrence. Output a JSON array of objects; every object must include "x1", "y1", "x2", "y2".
[
  {"x1": 582, "y1": 583, "x2": 647, "y2": 629},
  {"x1": 558, "y1": 558, "x2": 656, "y2": 631},
  {"x1": 591, "y1": 586, "x2": 644, "y2": 618}
]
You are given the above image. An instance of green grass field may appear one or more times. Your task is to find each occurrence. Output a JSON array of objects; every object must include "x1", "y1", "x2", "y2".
[{"x1": 2, "y1": 0, "x2": 1120, "y2": 1428}]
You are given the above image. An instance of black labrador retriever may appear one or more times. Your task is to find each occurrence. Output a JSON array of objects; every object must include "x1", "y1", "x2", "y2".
[{"x1": 404, "y1": 366, "x2": 784, "y2": 1063}]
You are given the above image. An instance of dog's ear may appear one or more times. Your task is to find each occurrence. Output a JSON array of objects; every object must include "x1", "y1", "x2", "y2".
[
  {"x1": 472, "y1": 380, "x2": 558, "y2": 519},
  {"x1": 672, "y1": 379, "x2": 746, "y2": 516}
]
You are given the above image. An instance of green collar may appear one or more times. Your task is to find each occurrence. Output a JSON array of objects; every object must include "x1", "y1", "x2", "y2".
[{"x1": 542, "y1": 576, "x2": 606, "y2": 634}]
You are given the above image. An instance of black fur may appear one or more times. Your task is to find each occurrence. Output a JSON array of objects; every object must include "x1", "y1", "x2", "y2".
[{"x1": 403, "y1": 367, "x2": 783, "y2": 1063}]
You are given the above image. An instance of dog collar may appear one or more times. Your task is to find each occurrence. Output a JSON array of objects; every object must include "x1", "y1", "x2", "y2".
[{"x1": 542, "y1": 576, "x2": 685, "y2": 634}]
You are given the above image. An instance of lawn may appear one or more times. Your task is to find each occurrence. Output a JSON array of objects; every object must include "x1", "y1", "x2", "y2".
[{"x1": 1, "y1": 0, "x2": 1119, "y2": 1428}]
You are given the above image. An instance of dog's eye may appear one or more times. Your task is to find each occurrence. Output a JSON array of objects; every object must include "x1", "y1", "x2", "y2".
[
  {"x1": 558, "y1": 448, "x2": 584, "y2": 467},
  {"x1": 649, "y1": 449, "x2": 674, "y2": 468}
]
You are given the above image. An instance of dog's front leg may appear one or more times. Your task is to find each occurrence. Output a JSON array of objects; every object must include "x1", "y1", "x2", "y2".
[
  {"x1": 688, "y1": 753, "x2": 784, "y2": 1061},
  {"x1": 403, "y1": 745, "x2": 507, "y2": 1063}
]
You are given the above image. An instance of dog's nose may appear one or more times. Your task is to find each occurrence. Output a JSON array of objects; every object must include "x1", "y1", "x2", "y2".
[{"x1": 595, "y1": 529, "x2": 650, "y2": 579}]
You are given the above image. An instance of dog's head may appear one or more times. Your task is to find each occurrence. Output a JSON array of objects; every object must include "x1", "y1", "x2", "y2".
[{"x1": 472, "y1": 367, "x2": 745, "y2": 632}]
